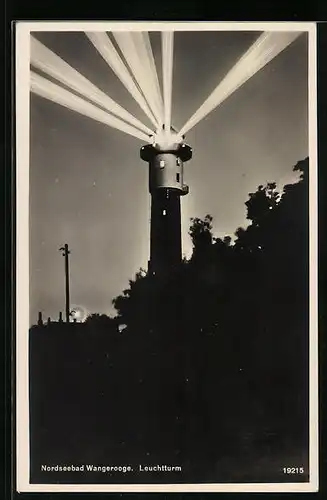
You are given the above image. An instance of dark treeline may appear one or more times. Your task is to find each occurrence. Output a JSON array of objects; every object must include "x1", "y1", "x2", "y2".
[{"x1": 30, "y1": 158, "x2": 309, "y2": 484}]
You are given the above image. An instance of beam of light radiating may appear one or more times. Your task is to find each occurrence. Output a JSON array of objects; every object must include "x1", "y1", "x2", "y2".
[
  {"x1": 30, "y1": 36, "x2": 154, "y2": 136},
  {"x1": 112, "y1": 32, "x2": 163, "y2": 126},
  {"x1": 30, "y1": 71, "x2": 150, "y2": 142},
  {"x1": 85, "y1": 31, "x2": 158, "y2": 128},
  {"x1": 141, "y1": 32, "x2": 163, "y2": 109},
  {"x1": 179, "y1": 31, "x2": 303, "y2": 136},
  {"x1": 161, "y1": 31, "x2": 174, "y2": 133},
  {"x1": 130, "y1": 32, "x2": 163, "y2": 119}
]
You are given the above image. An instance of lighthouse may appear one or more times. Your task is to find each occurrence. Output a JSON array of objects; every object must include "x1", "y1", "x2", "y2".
[{"x1": 140, "y1": 127, "x2": 192, "y2": 276}]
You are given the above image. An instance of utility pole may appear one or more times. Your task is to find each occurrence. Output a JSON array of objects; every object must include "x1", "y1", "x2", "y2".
[{"x1": 59, "y1": 244, "x2": 71, "y2": 323}]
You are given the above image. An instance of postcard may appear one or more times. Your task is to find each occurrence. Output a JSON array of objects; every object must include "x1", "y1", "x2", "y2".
[{"x1": 15, "y1": 21, "x2": 318, "y2": 493}]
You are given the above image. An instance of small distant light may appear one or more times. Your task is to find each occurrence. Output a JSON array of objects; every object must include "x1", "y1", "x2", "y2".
[{"x1": 163, "y1": 209, "x2": 166, "y2": 216}]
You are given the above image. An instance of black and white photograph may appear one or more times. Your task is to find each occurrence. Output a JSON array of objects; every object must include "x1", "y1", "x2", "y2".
[{"x1": 16, "y1": 21, "x2": 318, "y2": 493}]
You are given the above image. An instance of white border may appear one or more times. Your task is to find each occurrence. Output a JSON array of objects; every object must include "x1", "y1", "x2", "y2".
[{"x1": 16, "y1": 21, "x2": 318, "y2": 493}]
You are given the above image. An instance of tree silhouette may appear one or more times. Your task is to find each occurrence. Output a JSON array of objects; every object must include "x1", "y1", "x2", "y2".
[
  {"x1": 85, "y1": 312, "x2": 116, "y2": 328},
  {"x1": 109, "y1": 157, "x2": 309, "y2": 471}
]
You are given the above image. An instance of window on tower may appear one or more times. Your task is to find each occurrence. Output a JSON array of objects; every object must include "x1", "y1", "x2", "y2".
[
  {"x1": 159, "y1": 160, "x2": 165, "y2": 168},
  {"x1": 176, "y1": 173, "x2": 180, "y2": 182}
]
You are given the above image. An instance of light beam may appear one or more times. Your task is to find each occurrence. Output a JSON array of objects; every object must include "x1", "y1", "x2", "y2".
[
  {"x1": 112, "y1": 32, "x2": 163, "y2": 126},
  {"x1": 161, "y1": 31, "x2": 174, "y2": 133},
  {"x1": 179, "y1": 31, "x2": 303, "y2": 136},
  {"x1": 85, "y1": 32, "x2": 158, "y2": 128},
  {"x1": 30, "y1": 71, "x2": 151, "y2": 142},
  {"x1": 30, "y1": 36, "x2": 154, "y2": 136},
  {"x1": 130, "y1": 32, "x2": 163, "y2": 119}
]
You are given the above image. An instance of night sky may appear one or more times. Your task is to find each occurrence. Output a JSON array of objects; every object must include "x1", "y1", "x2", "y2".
[{"x1": 29, "y1": 30, "x2": 308, "y2": 324}]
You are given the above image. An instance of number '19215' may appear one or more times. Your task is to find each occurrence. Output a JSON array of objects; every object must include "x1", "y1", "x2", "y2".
[{"x1": 283, "y1": 467, "x2": 304, "y2": 474}]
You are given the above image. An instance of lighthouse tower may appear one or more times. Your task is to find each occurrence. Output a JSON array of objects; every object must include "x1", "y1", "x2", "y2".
[{"x1": 140, "y1": 128, "x2": 192, "y2": 276}]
